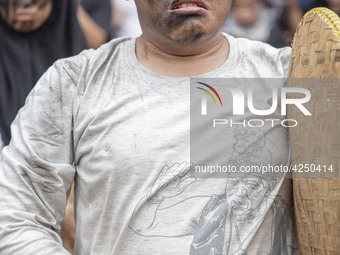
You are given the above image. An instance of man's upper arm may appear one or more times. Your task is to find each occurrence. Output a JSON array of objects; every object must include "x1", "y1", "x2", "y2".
[{"x1": 0, "y1": 58, "x2": 83, "y2": 254}]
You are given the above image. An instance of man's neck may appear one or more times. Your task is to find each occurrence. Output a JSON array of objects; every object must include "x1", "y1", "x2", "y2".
[{"x1": 135, "y1": 34, "x2": 230, "y2": 77}]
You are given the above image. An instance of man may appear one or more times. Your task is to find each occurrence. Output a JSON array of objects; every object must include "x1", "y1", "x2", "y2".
[{"x1": 0, "y1": 0, "x2": 297, "y2": 254}]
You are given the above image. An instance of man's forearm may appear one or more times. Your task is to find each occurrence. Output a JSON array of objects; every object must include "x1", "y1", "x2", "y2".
[{"x1": 0, "y1": 218, "x2": 70, "y2": 255}]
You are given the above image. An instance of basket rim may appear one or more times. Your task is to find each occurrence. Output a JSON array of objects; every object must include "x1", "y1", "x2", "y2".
[{"x1": 304, "y1": 8, "x2": 340, "y2": 38}]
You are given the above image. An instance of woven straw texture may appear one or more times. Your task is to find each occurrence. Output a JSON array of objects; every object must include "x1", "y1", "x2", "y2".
[{"x1": 288, "y1": 8, "x2": 340, "y2": 255}]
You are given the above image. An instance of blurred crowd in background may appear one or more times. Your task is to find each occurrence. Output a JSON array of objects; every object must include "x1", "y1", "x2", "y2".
[
  {"x1": 110, "y1": 0, "x2": 340, "y2": 47},
  {"x1": 100, "y1": 0, "x2": 340, "y2": 48},
  {"x1": 224, "y1": 0, "x2": 340, "y2": 47},
  {"x1": 96, "y1": 0, "x2": 340, "y2": 48},
  {"x1": 0, "y1": 0, "x2": 339, "y2": 254}
]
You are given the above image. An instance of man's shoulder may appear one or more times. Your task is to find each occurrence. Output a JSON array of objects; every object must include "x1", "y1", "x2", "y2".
[
  {"x1": 51, "y1": 37, "x2": 133, "y2": 77},
  {"x1": 225, "y1": 33, "x2": 291, "y2": 57},
  {"x1": 94, "y1": 36, "x2": 134, "y2": 58},
  {"x1": 223, "y1": 33, "x2": 292, "y2": 77}
]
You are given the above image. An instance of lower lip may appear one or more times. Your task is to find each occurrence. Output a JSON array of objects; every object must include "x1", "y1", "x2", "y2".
[
  {"x1": 171, "y1": 6, "x2": 207, "y2": 15},
  {"x1": 15, "y1": 14, "x2": 34, "y2": 22}
]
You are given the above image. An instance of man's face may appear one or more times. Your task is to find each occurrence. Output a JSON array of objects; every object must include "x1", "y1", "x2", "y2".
[
  {"x1": 134, "y1": 0, "x2": 232, "y2": 44},
  {"x1": 0, "y1": 0, "x2": 52, "y2": 33},
  {"x1": 226, "y1": 177, "x2": 272, "y2": 221}
]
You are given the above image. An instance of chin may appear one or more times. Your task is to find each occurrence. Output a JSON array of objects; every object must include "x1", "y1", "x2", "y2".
[
  {"x1": 173, "y1": 33, "x2": 204, "y2": 44},
  {"x1": 13, "y1": 23, "x2": 40, "y2": 33},
  {"x1": 167, "y1": 26, "x2": 208, "y2": 44},
  {"x1": 234, "y1": 213, "x2": 248, "y2": 222}
]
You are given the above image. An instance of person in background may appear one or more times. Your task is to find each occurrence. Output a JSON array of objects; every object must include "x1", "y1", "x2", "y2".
[
  {"x1": 223, "y1": 0, "x2": 288, "y2": 48},
  {"x1": 316, "y1": 0, "x2": 340, "y2": 14},
  {"x1": 326, "y1": 0, "x2": 340, "y2": 14},
  {"x1": 111, "y1": 0, "x2": 141, "y2": 38},
  {"x1": 278, "y1": 0, "x2": 304, "y2": 44},
  {"x1": 0, "y1": 0, "x2": 87, "y2": 148},
  {"x1": 78, "y1": 0, "x2": 113, "y2": 49},
  {"x1": 298, "y1": 0, "x2": 316, "y2": 13},
  {"x1": 296, "y1": 0, "x2": 340, "y2": 15},
  {"x1": 224, "y1": 0, "x2": 303, "y2": 48}
]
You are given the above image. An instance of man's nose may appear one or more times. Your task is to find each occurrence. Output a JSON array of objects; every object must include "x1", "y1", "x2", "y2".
[{"x1": 234, "y1": 187, "x2": 248, "y2": 198}]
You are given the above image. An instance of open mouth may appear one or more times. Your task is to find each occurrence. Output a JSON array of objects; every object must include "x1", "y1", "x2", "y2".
[
  {"x1": 231, "y1": 200, "x2": 250, "y2": 210},
  {"x1": 170, "y1": 0, "x2": 208, "y2": 13}
]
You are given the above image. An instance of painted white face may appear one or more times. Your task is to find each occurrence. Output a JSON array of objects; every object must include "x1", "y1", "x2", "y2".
[{"x1": 226, "y1": 177, "x2": 273, "y2": 221}]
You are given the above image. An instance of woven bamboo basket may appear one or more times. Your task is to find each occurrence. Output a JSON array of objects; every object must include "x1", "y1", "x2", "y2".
[{"x1": 288, "y1": 8, "x2": 340, "y2": 255}]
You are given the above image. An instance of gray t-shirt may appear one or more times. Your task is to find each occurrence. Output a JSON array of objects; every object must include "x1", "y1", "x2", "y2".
[{"x1": 0, "y1": 34, "x2": 298, "y2": 255}]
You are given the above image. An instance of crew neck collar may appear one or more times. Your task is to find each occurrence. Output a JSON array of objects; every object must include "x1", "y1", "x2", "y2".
[{"x1": 124, "y1": 33, "x2": 240, "y2": 81}]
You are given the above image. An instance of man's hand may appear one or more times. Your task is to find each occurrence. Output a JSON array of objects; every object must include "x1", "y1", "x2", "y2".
[{"x1": 148, "y1": 162, "x2": 196, "y2": 202}]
